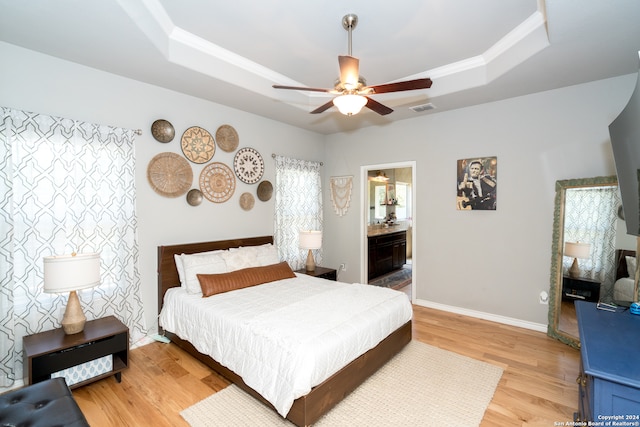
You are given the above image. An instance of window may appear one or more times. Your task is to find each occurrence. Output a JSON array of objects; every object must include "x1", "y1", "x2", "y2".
[
  {"x1": 273, "y1": 155, "x2": 323, "y2": 270},
  {"x1": 395, "y1": 182, "x2": 410, "y2": 220},
  {"x1": 0, "y1": 107, "x2": 146, "y2": 387}
]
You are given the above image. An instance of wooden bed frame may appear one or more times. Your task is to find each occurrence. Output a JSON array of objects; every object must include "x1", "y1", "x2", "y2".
[{"x1": 157, "y1": 235, "x2": 412, "y2": 426}]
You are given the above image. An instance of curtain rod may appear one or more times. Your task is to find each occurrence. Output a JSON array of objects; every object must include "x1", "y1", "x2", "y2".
[{"x1": 271, "y1": 153, "x2": 323, "y2": 166}]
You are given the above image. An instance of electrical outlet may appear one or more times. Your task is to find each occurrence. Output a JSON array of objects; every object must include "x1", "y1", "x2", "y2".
[
  {"x1": 539, "y1": 291, "x2": 549, "y2": 305},
  {"x1": 339, "y1": 263, "x2": 346, "y2": 272}
]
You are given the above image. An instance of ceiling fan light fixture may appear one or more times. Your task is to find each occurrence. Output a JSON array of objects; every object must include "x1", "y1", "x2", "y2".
[
  {"x1": 333, "y1": 94, "x2": 367, "y2": 116},
  {"x1": 343, "y1": 80, "x2": 358, "y2": 91},
  {"x1": 273, "y1": 13, "x2": 432, "y2": 117}
]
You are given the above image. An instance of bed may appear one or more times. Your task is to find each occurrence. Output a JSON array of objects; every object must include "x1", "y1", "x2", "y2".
[
  {"x1": 157, "y1": 236, "x2": 412, "y2": 426},
  {"x1": 613, "y1": 249, "x2": 637, "y2": 303}
]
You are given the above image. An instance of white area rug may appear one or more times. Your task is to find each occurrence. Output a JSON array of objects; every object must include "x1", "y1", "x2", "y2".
[{"x1": 181, "y1": 340, "x2": 503, "y2": 426}]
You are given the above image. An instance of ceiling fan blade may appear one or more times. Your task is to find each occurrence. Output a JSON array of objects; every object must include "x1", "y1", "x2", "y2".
[
  {"x1": 338, "y1": 55, "x2": 360, "y2": 88},
  {"x1": 365, "y1": 97, "x2": 393, "y2": 115},
  {"x1": 310, "y1": 100, "x2": 335, "y2": 114},
  {"x1": 273, "y1": 84, "x2": 331, "y2": 93},
  {"x1": 366, "y1": 78, "x2": 433, "y2": 94}
]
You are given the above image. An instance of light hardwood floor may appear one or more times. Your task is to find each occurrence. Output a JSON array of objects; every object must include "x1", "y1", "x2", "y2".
[{"x1": 72, "y1": 305, "x2": 580, "y2": 426}]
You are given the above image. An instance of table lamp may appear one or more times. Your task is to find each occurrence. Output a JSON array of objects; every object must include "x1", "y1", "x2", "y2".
[
  {"x1": 299, "y1": 230, "x2": 322, "y2": 272},
  {"x1": 564, "y1": 242, "x2": 591, "y2": 278},
  {"x1": 43, "y1": 252, "x2": 101, "y2": 335}
]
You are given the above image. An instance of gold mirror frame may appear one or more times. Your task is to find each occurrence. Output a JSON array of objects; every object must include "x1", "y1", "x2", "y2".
[{"x1": 547, "y1": 176, "x2": 621, "y2": 348}]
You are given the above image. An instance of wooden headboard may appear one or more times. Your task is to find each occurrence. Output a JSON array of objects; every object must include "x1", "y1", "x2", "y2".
[
  {"x1": 157, "y1": 235, "x2": 273, "y2": 315},
  {"x1": 615, "y1": 249, "x2": 636, "y2": 280}
]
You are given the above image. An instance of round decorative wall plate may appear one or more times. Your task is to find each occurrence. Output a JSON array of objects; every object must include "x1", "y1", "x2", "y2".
[
  {"x1": 151, "y1": 119, "x2": 175, "y2": 143},
  {"x1": 239, "y1": 192, "x2": 255, "y2": 211},
  {"x1": 199, "y1": 162, "x2": 236, "y2": 203},
  {"x1": 215, "y1": 124, "x2": 239, "y2": 152},
  {"x1": 257, "y1": 180, "x2": 273, "y2": 201},
  {"x1": 147, "y1": 152, "x2": 193, "y2": 198},
  {"x1": 186, "y1": 188, "x2": 203, "y2": 206},
  {"x1": 233, "y1": 147, "x2": 264, "y2": 184},
  {"x1": 181, "y1": 126, "x2": 215, "y2": 164}
]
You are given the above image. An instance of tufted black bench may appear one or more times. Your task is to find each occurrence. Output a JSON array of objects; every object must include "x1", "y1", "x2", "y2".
[{"x1": 0, "y1": 377, "x2": 89, "y2": 427}]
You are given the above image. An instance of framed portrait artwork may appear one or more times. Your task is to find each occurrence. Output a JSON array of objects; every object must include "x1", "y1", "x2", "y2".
[{"x1": 456, "y1": 156, "x2": 497, "y2": 210}]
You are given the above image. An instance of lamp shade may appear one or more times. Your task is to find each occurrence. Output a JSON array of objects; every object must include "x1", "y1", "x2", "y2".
[
  {"x1": 299, "y1": 230, "x2": 322, "y2": 250},
  {"x1": 564, "y1": 242, "x2": 591, "y2": 259},
  {"x1": 333, "y1": 94, "x2": 367, "y2": 116},
  {"x1": 43, "y1": 253, "x2": 101, "y2": 294}
]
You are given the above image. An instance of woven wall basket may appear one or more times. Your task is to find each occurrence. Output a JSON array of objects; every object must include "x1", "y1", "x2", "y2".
[
  {"x1": 239, "y1": 192, "x2": 255, "y2": 211},
  {"x1": 147, "y1": 152, "x2": 193, "y2": 198},
  {"x1": 257, "y1": 180, "x2": 273, "y2": 201},
  {"x1": 199, "y1": 162, "x2": 236, "y2": 203},
  {"x1": 215, "y1": 124, "x2": 239, "y2": 152}
]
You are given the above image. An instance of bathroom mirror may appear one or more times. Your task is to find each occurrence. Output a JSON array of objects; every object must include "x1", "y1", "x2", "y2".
[{"x1": 546, "y1": 175, "x2": 639, "y2": 348}]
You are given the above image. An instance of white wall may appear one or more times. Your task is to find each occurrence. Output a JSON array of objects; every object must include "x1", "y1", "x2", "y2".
[
  {"x1": 0, "y1": 42, "x2": 325, "y2": 338},
  {"x1": 322, "y1": 74, "x2": 637, "y2": 327},
  {"x1": 2, "y1": 40, "x2": 636, "y2": 334}
]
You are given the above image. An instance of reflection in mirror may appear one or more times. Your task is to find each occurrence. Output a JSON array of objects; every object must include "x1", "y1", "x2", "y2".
[
  {"x1": 367, "y1": 168, "x2": 412, "y2": 226},
  {"x1": 547, "y1": 176, "x2": 638, "y2": 348},
  {"x1": 365, "y1": 166, "x2": 413, "y2": 292}
]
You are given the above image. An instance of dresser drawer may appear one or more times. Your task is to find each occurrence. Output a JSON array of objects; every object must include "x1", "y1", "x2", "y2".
[{"x1": 594, "y1": 377, "x2": 640, "y2": 418}]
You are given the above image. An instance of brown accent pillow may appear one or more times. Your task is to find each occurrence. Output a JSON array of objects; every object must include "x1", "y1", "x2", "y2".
[{"x1": 197, "y1": 261, "x2": 296, "y2": 297}]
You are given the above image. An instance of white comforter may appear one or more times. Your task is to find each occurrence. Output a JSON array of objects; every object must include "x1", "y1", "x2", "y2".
[{"x1": 158, "y1": 273, "x2": 412, "y2": 417}]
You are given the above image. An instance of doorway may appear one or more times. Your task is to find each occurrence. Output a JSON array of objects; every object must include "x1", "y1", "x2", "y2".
[{"x1": 361, "y1": 161, "x2": 416, "y2": 302}]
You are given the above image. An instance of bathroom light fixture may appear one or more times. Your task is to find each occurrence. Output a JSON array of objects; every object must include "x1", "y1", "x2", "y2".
[{"x1": 370, "y1": 171, "x2": 389, "y2": 182}]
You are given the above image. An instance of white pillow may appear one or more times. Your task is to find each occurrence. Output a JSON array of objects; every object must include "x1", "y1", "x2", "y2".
[
  {"x1": 222, "y1": 247, "x2": 258, "y2": 271},
  {"x1": 255, "y1": 243, "x2": 280, "y2": 266},
  {"x1": 175, "y1": 250, "x2": 224, "y2": 287},
  {"x1": 182, "y1": 252, "x2": 228, "y2": 294},
  {"x1": 626, "y1": 256, "x2": 637, "y2": 278},
  {"x1": 174, "y1": 254, "x2": 186, "y2": 286}
]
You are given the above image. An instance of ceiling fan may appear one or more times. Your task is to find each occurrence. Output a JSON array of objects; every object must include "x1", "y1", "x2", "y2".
[{"x1": 273, "y1": 13, "x2": 433, "y2": 116}]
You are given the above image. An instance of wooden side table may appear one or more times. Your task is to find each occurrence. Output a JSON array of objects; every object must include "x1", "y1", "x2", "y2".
[
  {"x1": 295, "y1": 266, "x2": 337, "y2": 281},
  {"x1": 562, "y1": 276, "x2": 601, "y2": 302},
  {"x1": 23, "y1": 316, "x2": 129, "y2": 389}
]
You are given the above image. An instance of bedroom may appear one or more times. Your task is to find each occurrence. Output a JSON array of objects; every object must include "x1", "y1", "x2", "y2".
[{"x1": 1, "y1": 1, "x2": 640, "y2": 425}]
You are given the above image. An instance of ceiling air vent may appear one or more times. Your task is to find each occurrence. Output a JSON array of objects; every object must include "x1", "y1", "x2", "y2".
[{"x1": 409, "y1": 102, "x2": 436, "y2": 113}]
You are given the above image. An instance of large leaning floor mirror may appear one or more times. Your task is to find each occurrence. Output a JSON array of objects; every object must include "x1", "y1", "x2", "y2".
[{"x1": 548, "y1": 176, "x2": 639, "y2": 348}]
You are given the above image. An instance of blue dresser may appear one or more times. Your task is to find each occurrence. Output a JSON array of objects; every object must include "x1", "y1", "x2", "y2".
[{"x1": 575, "y1": 301, "x2": 640, "y2": 422}]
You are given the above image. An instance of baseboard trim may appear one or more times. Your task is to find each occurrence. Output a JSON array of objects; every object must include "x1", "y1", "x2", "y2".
[{"x1": 414, "y1": 298, "x2": 547, "y2": 333}]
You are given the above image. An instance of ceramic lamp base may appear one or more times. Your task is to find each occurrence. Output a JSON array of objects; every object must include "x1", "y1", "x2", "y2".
[
  {"x1": 305, "y1": 249, "x2": 316, "y2": 272},
  {"x1": 568, "y1": 257, "x2": 580, "y2": 278},
  {"x1": 61, "y1": 290, "x2": 87, "y2": 335}
]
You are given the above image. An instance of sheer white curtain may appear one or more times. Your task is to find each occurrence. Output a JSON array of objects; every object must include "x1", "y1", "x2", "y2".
[
  {"x1": 562, "y1": 186, "x2": 619, "y2": 302},
  {"x1": 273, "y1": 155, "x2": 323, "y2": 270},
  {"x1": 0, "y1": 107, "x2": 146, "y2": 387}
]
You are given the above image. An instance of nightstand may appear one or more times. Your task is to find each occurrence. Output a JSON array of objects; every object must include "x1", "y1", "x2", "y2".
[
  {"x1": 294, "y1": 266, "x2": 337, "y2": 281},
  {"x1": 23, "y1": 316, "x2": 129, "y2": 389},
  {"x1": 562, "y1": 275, "x2": 601, "y2": 302}
]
